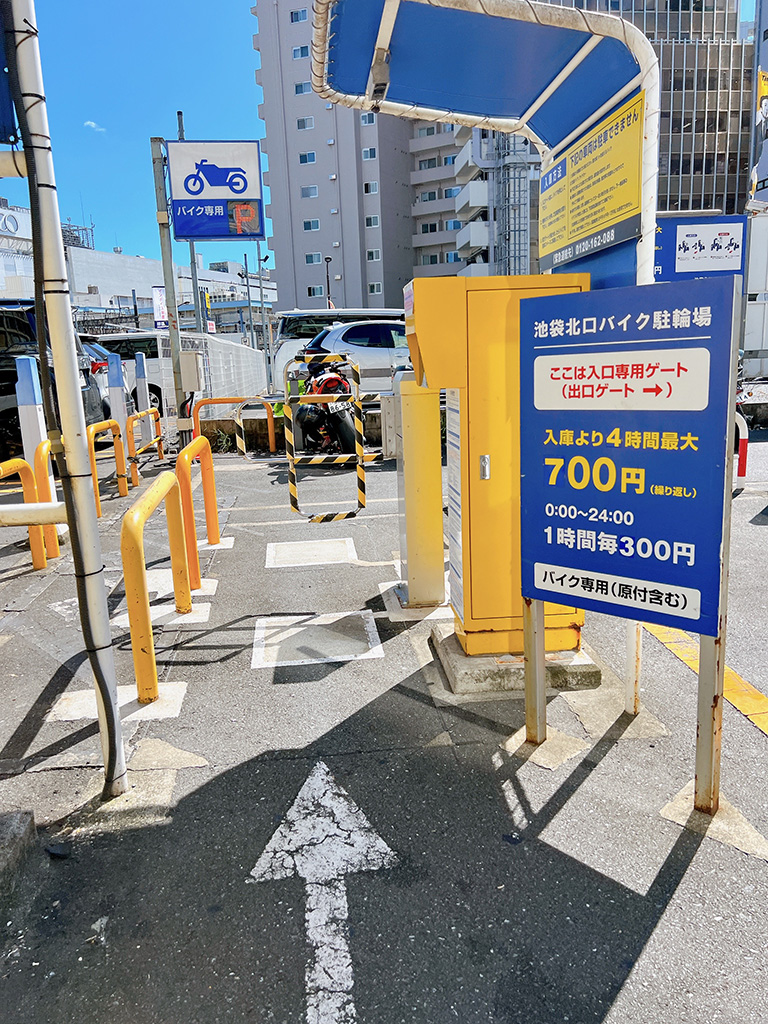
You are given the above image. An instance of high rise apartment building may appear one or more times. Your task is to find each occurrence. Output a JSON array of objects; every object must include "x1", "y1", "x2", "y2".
[
  {"x1": 455, "y1": 0, "x2": 755, "y2": 278},
  {"x1": 409, "y1": 123, "x2": 467, "y2": 277},
  {"x1": 252, "y1": 1, "x2": 413, "y2": 309}
]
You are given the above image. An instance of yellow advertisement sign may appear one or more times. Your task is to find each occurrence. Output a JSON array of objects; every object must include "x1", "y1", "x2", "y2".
[{"x1": 539, "y1": 92, "x2": 644, "y2": 270}]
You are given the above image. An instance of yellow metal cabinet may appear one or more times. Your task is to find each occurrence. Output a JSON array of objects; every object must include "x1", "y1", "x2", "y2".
[{"x1": 404, "y1": 275, "x2": 589, "y2": 656}]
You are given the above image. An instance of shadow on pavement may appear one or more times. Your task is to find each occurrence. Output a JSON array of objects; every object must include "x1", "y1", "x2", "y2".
[{"x1": 2, "y1": 670, "x2": 708, "y2": 1024}]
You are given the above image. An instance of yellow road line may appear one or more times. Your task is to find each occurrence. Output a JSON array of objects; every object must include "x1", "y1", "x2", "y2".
[{"x1": 643, "y1": 622, "x2": 768, "y2": 736}]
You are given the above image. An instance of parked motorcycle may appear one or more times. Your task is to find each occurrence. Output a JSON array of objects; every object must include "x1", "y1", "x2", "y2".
[{"x1": 293, "y1": 359, "x2": 357, "y2": 455}]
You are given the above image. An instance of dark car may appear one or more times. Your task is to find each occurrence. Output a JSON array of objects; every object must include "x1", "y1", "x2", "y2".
[{"x1": 0, "y1": 301, "x2": 102, "y2": 459}]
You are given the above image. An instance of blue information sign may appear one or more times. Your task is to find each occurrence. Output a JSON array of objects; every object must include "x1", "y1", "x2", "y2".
[
  {"x1": 519, "y1": 277, "x2": 738, "y2": 636},
  {"x1": 654, "y1": 216, "x2": 746, "y2": 284},
  {"x1": 166, "y1": 141, "x2": 265, "y2": 242}
]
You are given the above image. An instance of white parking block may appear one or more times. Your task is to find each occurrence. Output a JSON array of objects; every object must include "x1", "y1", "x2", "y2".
[
  {"x1": 46, "y1": 682, "x2": 188, "y2": 722},
  {"x1": 198, "y1": 536, "x2": 235, "y2": 550},
  {"x1": 265, "y1": 538, "x2": 357, "y2": 569}
]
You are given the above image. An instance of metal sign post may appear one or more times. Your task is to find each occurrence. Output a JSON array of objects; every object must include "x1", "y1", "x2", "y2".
[
  {"x1": 520, "y1": 277, "x2": 740, "y2": 813},
  {"x1": 150, "y1": 136, "x2": 191, "y2": 449}
]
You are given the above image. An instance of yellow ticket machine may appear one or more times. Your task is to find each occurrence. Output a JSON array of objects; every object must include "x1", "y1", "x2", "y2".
[{"x1": 405, "y1": 275, "x2": 589, "y2": 656}]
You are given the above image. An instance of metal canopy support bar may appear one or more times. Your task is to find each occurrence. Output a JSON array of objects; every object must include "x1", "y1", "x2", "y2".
[{"x1": 515, "y1": 35, "x2": 602, "y2": 131}]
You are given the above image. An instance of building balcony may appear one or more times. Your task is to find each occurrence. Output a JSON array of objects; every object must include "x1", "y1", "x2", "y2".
[
  {"x1": 455, "y1": 138, "x2": 482, "y2": 185},
  {"x1": 412, "y1": 229, "x2": 459, "y2": 248},
  {"x1": 412, "y1": 262, "x2": 466, "y2": 278},
  {"x1": 456, "y1": 220, "x2": 489, "y2": 255},
  {"x1": 458, "y1": 262, "x2": 491, "y2": 277},
  {"x1": 454, "y1": 124, "x2": 472, "y2": 146},
  {"x1": 410, "y1": 165, "x2": 459, "y2": 186},
  {"x1": 455, "y1": 179, "x2": 489, "y2": 218},
  {"x1": 410, "y1": 196, "x2": 456, "y2": 217},
  {"x1": 409, "y1": 132, "x2": 459, "y2": 155}
]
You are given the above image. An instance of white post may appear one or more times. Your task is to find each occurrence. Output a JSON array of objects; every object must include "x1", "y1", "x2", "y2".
[
  {"x1": 523, "y1": 597, "x2": 547, "y2": 745},
  {"x1": 15, "y1": 355, "x2": 67, "y2": 539},
  {"x1": 11, "y1": 0, "x2": 127, "y2": 796},
  {"x1": 134, "y1": 351, "x2": 153, "y2": 446},
  {"x1": 107, "y1": 352, "x2": 128, "y2": 440},
  {"x1": 625, "y1": 38, "x2": 661, "y2": 714}
]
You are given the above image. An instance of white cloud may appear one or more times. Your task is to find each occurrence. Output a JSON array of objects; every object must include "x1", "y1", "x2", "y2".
[{"x1": 84, "y1": 120, "x2": 105, "y2": 133}]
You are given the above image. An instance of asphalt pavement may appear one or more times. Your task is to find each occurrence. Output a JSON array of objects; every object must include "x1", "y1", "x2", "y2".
[{"x1": 1, "y1": 435, "x2": 767, "y2": 1024}]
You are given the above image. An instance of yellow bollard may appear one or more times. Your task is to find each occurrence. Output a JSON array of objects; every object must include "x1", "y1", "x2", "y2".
[
  {"x1": 0, "y1": 457, "x2": 46, "y2": 569},
  {"x1": 120, "y1": 471, "x2": 191, "y2": 703},
  {"x1": 192, "y1": 396, "x2": 277, "y2": 453},
  {"x1": 33, "y1": 439, "x2": 60, "y2": 559},
  {"x1": 86, "y1": 419, "x2": 129, "y2": 518},
  {"x1": 126, "y1": 408, "x2": 164, "y2": 487},
  {"x1": 175, "y1": 435, "x2": 220, "y2": 591}
]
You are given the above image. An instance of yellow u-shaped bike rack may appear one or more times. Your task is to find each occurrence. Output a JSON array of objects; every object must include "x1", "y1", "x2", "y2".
[
  {"x1": 87, "y1": 419, "x2": 129, "y2": 518},
  {"x1": 0, "y1": 457, "x2": 46, "y2": 570},
  {"x1": 121, "y1": 471, "x2": 191, "y2": 703},
  {"x1": 33, "y1": 439, "x2": 60, "y2": 559},
  {"x1": 126, "y1": 407, "x2": 164, "y2": 488},
  {"x1": 175, "y1": 436, "x2": 219, "y2": 591}
]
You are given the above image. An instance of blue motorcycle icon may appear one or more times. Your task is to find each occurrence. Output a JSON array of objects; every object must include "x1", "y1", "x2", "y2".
[{"x1": 183, "y1": 159, "x2": 248, "y2": 196}]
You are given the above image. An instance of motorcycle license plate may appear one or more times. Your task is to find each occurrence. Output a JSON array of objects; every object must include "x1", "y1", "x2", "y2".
[{"x1": 328, "y1": 401, "x2": 349, "y2": 414}]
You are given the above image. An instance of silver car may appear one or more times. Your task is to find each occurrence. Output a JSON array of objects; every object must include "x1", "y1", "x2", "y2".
[{"x1": 301, "y1": 320, "x2": 409, "y2": 393}]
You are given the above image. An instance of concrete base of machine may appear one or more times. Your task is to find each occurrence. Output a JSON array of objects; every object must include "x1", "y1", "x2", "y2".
[{"x1": 431, "y1": 623, "x2": 601, "y2": 695}]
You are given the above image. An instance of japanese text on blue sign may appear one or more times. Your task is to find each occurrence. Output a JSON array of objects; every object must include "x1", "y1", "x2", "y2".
[{"x1": 519, "y1": 277, "x2": 737, "y2": 635}]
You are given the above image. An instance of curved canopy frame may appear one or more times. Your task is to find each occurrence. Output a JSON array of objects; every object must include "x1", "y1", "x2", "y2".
[{"x1": 311, "y1": 0, "x2": 659, "y2": 283}]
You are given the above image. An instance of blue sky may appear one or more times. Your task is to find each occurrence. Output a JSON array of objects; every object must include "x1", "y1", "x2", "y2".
[{"x1": 0, "y1": 0, "x2": 273, "y2": 269}]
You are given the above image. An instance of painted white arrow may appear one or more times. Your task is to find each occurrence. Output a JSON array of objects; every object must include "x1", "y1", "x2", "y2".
[{"x1": 248, "y1": 760, "x2": 398, "y2": 1023}]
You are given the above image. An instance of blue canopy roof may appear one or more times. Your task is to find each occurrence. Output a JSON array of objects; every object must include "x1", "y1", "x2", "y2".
[{"x1": 312, "y1": 0, "x2": 657, "y2": 158}]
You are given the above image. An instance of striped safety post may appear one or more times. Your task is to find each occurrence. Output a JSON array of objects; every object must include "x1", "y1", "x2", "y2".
[
  {"x1": 282, "y1": 354, "x2": 381, "y2": 523},
  {"x1": 735, "y1": 410, "x2": 749, "y2": 483}
]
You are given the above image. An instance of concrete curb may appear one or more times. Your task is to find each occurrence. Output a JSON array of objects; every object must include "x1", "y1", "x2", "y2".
[
  {"x1": 0, "y1": 810, "x2": 36, "y2": 903},
  {"x1": 431, "y1": 623, "x2": 601, "y2": 695}
]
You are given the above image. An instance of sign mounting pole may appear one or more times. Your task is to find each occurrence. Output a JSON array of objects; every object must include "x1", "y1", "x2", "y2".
[
  {"x1": 150, "y1": 136, "x2": 191, "y2": 449},
  {"x1": 176, "y1": 110, "x2": 204, "y2": 334}
]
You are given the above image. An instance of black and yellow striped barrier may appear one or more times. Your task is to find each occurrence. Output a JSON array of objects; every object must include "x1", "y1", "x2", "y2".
[{"x1": 283, "y1": 354, "x2": 376, "y2": 523}]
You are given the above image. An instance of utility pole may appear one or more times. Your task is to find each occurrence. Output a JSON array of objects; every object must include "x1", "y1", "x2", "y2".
[
  {"x1": 243, "y1": 251, "x2": 256, "y2": 348},
  {"x1": 256, "y1": 239, "x2": 270, "y2": 386},
  {"x1": 132, "y1": 288, "x2": 140, "y2": 329},
  {"x1": 177, "y1": 110, "x2": 204, "y2": 334},
  {"x1": 150, "y1": 136, "x2": 192, "y2": 448},
  {"x1": 9, "y1": 0, "x2": 127, "y2": 796}
]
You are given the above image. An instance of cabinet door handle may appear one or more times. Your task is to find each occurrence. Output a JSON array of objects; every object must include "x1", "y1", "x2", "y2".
[{"x1": 480, "y1": 454, "x2": 491, "y2": 480}]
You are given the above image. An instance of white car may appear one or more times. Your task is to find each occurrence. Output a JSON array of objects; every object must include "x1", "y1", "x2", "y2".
[{"x1": 299, "y1": 320, "x2": 409, "y2": 393}]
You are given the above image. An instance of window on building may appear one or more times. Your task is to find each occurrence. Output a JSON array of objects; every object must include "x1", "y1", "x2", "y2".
[
  {"x1": 362, "y1": 147, "x2": 376, "y2": 160},
  {"x1": 290, "y1": 8, "x2": 308, "y2": 21},
  {"x1": 443, "y1": 154, "x2": 456, "y2": 165},
  {"x1": 421, "y1": 254, "x2": 439, "y2": 265},
  {"x1": 368, "y1": 282, "x2": 382, "y2": 295},
  {"x1": 363, "y1": 181, "x2": 378, "y2": 194},
  {"x1": 446, "y1": 251, "x2": 462, "y2": 263},
  {"x1": 305, "y1": 252, "x2": 322, "y2": 264},
  {"x1": 299, "y1": 151, "x2": 316, "y2": 164},
  {"x1": 419, "y1": 157, "x2": 437, "y2": 170},
  {"x1": 365, "y1": 215, "x2": 380, "y2": 228},
  {"x1": 307, "y1": 285, "x2": 324, "y2": 297},
  {"x1": 295, "y1": 81, "x2": 312, "y2": 95},
  {"x1": 297, "y1": 116, "x2": 314, "y2": 131},
  {"x1": 303, "y1": 219, "x2": 320, "y2": 231},
  {"x1": 361, "y1": 112, "x2": 376, "y2": 125},
  {"x1": 421, "y1": 222, "x2": 438, "y2": 234},
  {"x1": 292, "y1": 45, "x2": 309, "y2": 59},
  {"x1": 444, "y1": 186, "x2": 461, "y2": 198},
  {"x1": 366, "y1": 249, "x2": 381, "y2": 261},
  {"x1": 419, "y1": 190, "x2": 437, "y2": 202},
  {"x1": 417, "y1": 126, "x2": 436, "y2": 137},
  {"x1": 443, "y1": 124, "x2": 455, "y2": 132},
  {"x1": 301, "y1": 185, "x2": 319, "y2": 198},
  {"x1": 444, "y1": 219, "x2": 462, "y2": 231}
]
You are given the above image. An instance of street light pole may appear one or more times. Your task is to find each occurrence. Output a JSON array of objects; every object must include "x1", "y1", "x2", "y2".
[
  {"x1": 324, "y1": 256, "x2": 332, "y2": 308},
  {"x1": 243, "y1": 251, "x2": 256, "y2": 348}
]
